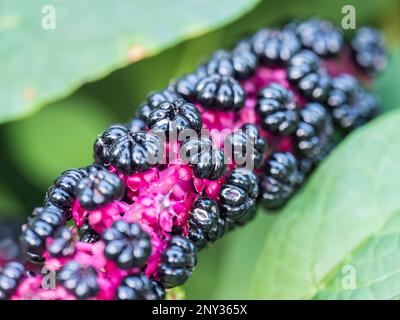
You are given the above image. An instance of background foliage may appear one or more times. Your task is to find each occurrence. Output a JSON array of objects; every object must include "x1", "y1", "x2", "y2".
[{"x1": 1, "y1": 0, "x2": 399, "y2": 299}]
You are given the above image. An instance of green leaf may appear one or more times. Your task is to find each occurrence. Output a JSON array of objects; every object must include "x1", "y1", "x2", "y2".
[
  {"x1": 251, "y1": 110, "x2": 400, "y2": 299},
  {"x1": 0, "y1": 0, "x2": 259, "y2": 124},
  {"x1": 3, "y1": 94, "x2": 116, "y2": 190},
  {"x1": 374, "y1": 48, "x2": 400, "y2": 113}
]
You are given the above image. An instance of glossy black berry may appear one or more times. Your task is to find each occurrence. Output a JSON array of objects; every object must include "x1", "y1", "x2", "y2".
[
  {"x1": 206, "y1": 217, "x2": 229, "y2": 243},
  {"x1": 294, "y1": 103, "x2": 333, "y2": 173},
  {"x1": 180, "y1": 137, "x2": 226, "y2": 180},
  {"x1": 109, "y1": 131, "x2": 161, "y2": 175},
  {"x1": 174, "y1": 72, "x2": 202, "y2": 102},
  {"x1": 58, "y1": 261, "x2": 99, "y2": 299},
  {"x1": 103, "y1": 221, "x2": 152, "y2": 269},
  {"x1": 74, "y1": 169, "x2": 124, "y2": 210},
  {"x1": 188, "y1": 198, "x2": 220, "y2": 250},
  {"x1": 46, "y1": 226, "x2": 75, "y2": 258},
  {"x1": 116, "y1": 274, "x2": 165, "y2": 300},
  {"x1": 287, "y1": 50, "x2": 331, "y2": 102},
  {"x1": 225, "y1": 123, "x2": 267, "y2": 169},
  {"x1": 94, "y1": 125, "x2": 130, "y2": 166},
  {"x1": 195, "y1": 74, "x2": 245, "y2": 111},
  {"x1": 256, "y1": 83, "x2": 299, "y2": 135},
  {"x1": 45, "y1": 168, "x2": 86, "y2": 211},
  {"x1": 200, "y1": 41, "x2": 257, "y2": 80},
  {"x1": 351, "y1": 27, "x2": 388, "y2": 75},
  {"x1": 259, "y1": 152, "x2": 303, "y2": 210},
  {"x1": 295, "y1": 18, "x2": 343, "y2": 57},
  {"x1": 0, "y1": 262, "x2": 25, "y2": 300},
  {"x1": 126, "y1": 118, "x2": 147, "y2": 132},
  {"x1": 251, "y1": 28, "x2": 301, "y2": 65},
  {"x1": 219, "y1": 168, "x2": 259, "y2": 225},
  {"x1": 158, "y1": 236, "x2": 197, "y2": 288},
  {"x1": 137, "y1": 89, "x2": 179, "y2": 122},
  {"x1": 326, "y1": 74, "x2": 379, "y2": 131},
  {"x1": 80, "y1": 223, "x2": 100, "y2": 243},
  {"x1": 20, "y1": 206, "x2": 66, "y2": 263},
  {"x1": 146, "y1": 99, "x2": 202, "y2": 136}
]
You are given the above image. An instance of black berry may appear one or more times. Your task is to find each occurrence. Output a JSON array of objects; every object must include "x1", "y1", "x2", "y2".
[
  {"x1": 287, "y1": 50, "x2": 331, "y2": 102},
  {"x1": 58, "y1": 261, "x2": 99, "y2": 299},
  {"x1": 116, "y1": 274, "x2": 165, "y2": 300},
  {"x1": 351, "y1": 26, "x2": 388, "y2": 75},
  {"x1": 146, "y1": 99, "x2": 202, "y2": 136},
  {"x1": 46, "y1": 226, "x2": 75, "y2": 258},
  {"x1": 259, "y1": 152, "x2": 303, "y2": 210},
  {"x1": 180, "y1": 137, "x2": 226, "y2": 180},
  {"x1": 74, "y1": 169, "x2": 124, "y2": 210},
  {"x1": 295, "y1": 18, "x2": 343, "y2": 57},
  {"x1": 219, "y1": 168, "x2": 259, "y2": 225},
  {"x1": 326, "y1": 74, "x2": 379, "y2": 131},
  {"x1": 158, "y1": 236, "x2": 197, "y2": 288},
  {"x1": 251, "y1": 28, "x2": 301, "y2": 65},
  {"x1": 109, "y1": 131, "x2": 161, "y2": 175},
  {"x1": 256, "y1": 83, "x2": 299, "y2": 135},
  {"x1": 126, "y1": 118, "x2": 147, "y2": 132},
  {"x1": 195, "y1": 74, "x2": 245, "y2": 111},
  {"x1": 20, "y1": 206, "x2": 66, "y2": 263},
  {"x1": 94, "y1": 125, "x2": 130, "y2": 166},
  {"x1": 225, "y1": 123, "x2": 267, "y2": 169},
  {"x1": 102, "y1": 221, "x2": 152, "y2": 269},
  {"x1": 0, "y1": 262, "x2": 25, "y2": 300},
  {"x1": 79, "y1": 222, "x2": 100, "y2": 243},
  {"x1": 294, "y1": 103, "x2": 333, "y2": 173},
  {"x1": 188, "y1": 198, "x2": 220, "y2": 250},
  {"x1": 137, "y1": 89, "x2": 179, "y2": 122}
]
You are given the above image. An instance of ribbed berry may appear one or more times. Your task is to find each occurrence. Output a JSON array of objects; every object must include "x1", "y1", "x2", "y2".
[
  {"x1": 126, "y1": 118, "x2": 147, "y2": 132},
  {"x1": 58, "y1": 261, "x2": 99, "y2": 299},
  {"x1": 102, "y1": 221, "x2": 152, "y2": 269},
  {"x1": 295, "y1": 18, "x2": 343, "y2": 57},
  {"x1": 146, "y1": 99, "x2": 202, "y2": 136},
  {"x1": 74, "y1": 169, "x2": 124, "y2": 210},
  {"x1": 351, "y1": 27, "x2": 388, "y2": 75},
  {"x1": 94, "y1": 125, "x2": 130, "y2": 166},
  {"x1": 259, "y1": 152, "x2": 303, "y2": 210},
  {"x1": 174, "y1": 72, "x2": 202, "y2": 102},
  {"x1": 256, "y1": 83, "x2": 299, "y2": 135},
  {"x1": 326, "y1": 74, "x2": 379, "y2": 131},
  {"x1": 294, "y1": 103, "x2": 333, "y2": 173},
  {"x1": 116, "y1": 274, "x2": 165, "y2": 300},
  {"x1": 219, "y1": 168, "x2": 258, "y2": 225},
  {"x1": 188, "y1": 198, "x2": 220, "y2": 250},
  {"x1": 20, "y1": 206, "x2": 66, "y2": 263},
  {"x1": 180, "y1": 137, "x2": 226, "y2": 180},
  {"x1": 287, "y1": 50, "x2": 331, "y2": 102},
  {"x1": 46, "y1": 226, "x2": 75, "y2": 258},
  {"x1": 79, "y1": 223, "x2": 100, "y2": 243},
  {"x1": 225, "y1": 123, "x2": 267, "y2": 169},
  {"x1": 158, "y1": 236, "x2": 197, "y2": 288},
  {"x1": 109, "y1": 131, "x2": 161, "y2": 175},
  {"x1": 137, "y1": 89, "x2": 179, "y2": 122},
  {"x1": 0, "y1": 262, "x2": 25, "y2": 300},
  {"x1": 206, "y1": 217, "x2": 230, "y2": 243},
  {"x1": 251, "y1": 28, "x2": 301, "y2": 65},
  {"x1": 44, "y1": 168, "x2": 88, "y2": 213},
  {"x1": 195, "y1": 74, "x2": 245, "y2": 111},
  {"x1": 200, "y1": 41, "x2": 257, "y2": 80}
]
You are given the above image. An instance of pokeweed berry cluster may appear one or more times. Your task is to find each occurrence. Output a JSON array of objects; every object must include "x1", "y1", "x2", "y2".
[{"x1": 3, "y1": 19, "x2": 387, "y2": 300}]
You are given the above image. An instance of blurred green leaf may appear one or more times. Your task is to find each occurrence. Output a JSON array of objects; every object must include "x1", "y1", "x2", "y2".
[
  {"x1": 3, "y1": 94, "x2": 115, "y2": 190},
  {"x1": 0, "y1": 183, "x2": 24, "y2": 216},
  {"x1": 0, "y1": 0, "x2": 260, "y2": 124},
  {"x1": 374, "y1": 48, "x2": 400, "y2": 113},
  {"x1": 251, "y1": 110, "x2": 400, "y2": 299}
]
